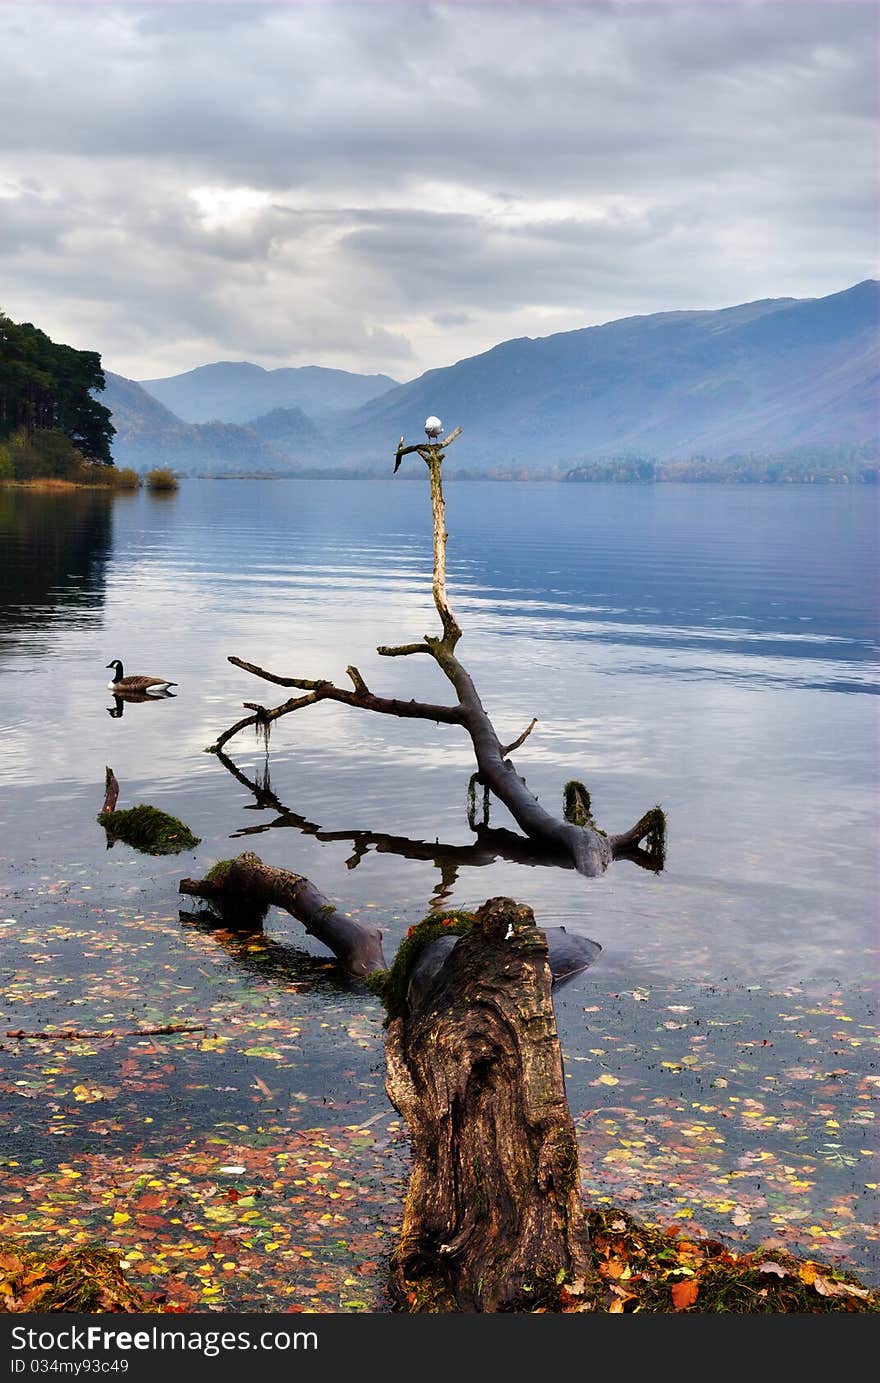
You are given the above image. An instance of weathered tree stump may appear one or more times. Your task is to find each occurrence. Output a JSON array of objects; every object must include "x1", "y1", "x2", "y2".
[{"x1": 385, "y1": 896, "x2": 590, "y2": 1312}]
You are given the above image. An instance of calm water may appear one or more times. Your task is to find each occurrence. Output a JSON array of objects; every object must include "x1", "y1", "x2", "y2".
[{"x1": 0, "y1": 478, "x2": 877, "y2": 1296}]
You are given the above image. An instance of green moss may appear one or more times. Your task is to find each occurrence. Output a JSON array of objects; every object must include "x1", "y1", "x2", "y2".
[
  {"x1": 643, "y1": 805, "x2": 666, "y2": 859},
  {"x1": 563, "y1": 780, "x2": 606, "y2": 835},
  {"x1": 563, "y1": 779, "x2": 591, "y2": 825},
  {"x1": 553, "y1": 1129, "x2": 581, "y2": 1196},
  {"x1": 366, "y1": 909, "x2": 476, "y2": 1021},
  {"x1": 197, "y1": 857, "x2": 270, "y2": 929},
  {"x1": 579, "y1": 1207, "x2": 879, "y2": 1314},
  {"x1": 99, "y1": 804, "x2": 200, "y2": 855},
  {"x1": 205, "y1": 858, "x2": 234, "y2": 884}
]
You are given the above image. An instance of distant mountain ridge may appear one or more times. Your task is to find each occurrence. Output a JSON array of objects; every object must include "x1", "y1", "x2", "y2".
[
  {"x1": 102, "y1": 281, "x2": 877, "y2": 475},
  {"x1": 140, "y1": 360, "x2": 398, "y2": 424},
  {"x1": 102, "y1": 373, "x2": 310, "y2": 474},
  {"x1": 326, "y1": 280, "x2": 879, "y2": 471}
]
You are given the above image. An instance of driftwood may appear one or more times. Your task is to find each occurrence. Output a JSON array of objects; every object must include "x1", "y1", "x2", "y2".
[
  {"x1": 386, "y1": 896, "x2": 590, "y2": 1311},
  {"x1": 209, "y1": 427, "x2": 664, "y2": 878},
  {"x1": 5, "y1": 1024, "x2": 205, "y2": 1041},
  {"x1": 100, "y1": 766, "x2": 119, "y2": 815},
  {"x1": 179, "y1": 849, "x2": 600, "y2": 987},
  {"x1": 179, "y1": 850, "x2": 386, "y2": 977}
]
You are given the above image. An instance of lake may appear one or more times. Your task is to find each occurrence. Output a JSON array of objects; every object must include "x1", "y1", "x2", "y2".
[{"x1": 0, "y1": 477, "x2": 877, "y2": 1307}]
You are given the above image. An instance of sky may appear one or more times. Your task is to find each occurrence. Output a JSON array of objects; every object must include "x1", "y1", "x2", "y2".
[{"x1": 0, "y1": 0, "x2": 876, "y2": 384}]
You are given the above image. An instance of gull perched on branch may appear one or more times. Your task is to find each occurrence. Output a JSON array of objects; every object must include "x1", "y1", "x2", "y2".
[{"x1": 393, "y1": 418, "x2": 462, "y2": 472}]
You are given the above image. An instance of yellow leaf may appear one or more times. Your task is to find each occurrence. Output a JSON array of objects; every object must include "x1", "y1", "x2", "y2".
[
  {"x1": 596, "y1": 1074, "x2": 619, "y2": 1087},
  {"x1": 111, "y1": 1212, "x2": 130, "y2": 1226}
]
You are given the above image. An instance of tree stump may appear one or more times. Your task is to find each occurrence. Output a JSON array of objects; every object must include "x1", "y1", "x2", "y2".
[{"x1": 385, "y1": 896, "x2": 590, "y2": 1312}]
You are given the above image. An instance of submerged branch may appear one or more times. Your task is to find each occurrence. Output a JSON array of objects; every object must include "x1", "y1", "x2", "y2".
[
  {"x1": 179, "y1": 851, "x2": 386, "y2": 977},
  {"x1": 6, "y1": 1023, "x2": 206, "y2": 1041}
]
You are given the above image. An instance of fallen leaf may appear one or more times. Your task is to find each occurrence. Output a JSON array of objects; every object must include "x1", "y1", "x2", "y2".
[
  {"x1": 671, "y1": 1278, "x2": 699, "y2": 1310},
  {"x1": 814, "y1": 1276, "x2": 870, "y2": 1300}
]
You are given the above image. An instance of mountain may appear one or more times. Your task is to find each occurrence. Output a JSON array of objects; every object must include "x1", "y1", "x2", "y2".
[
  {"x1": 139, "y1": 361, "x2": 398, "y2": 424},
  {"x1": 246, "y1": 406, "x2": 323, "y2": 450},
  {"x1": 105, "y1": 282, "x2": 877, "y2": 477},
  {"x1": 102, "y1": 373, "x2": 318, "y2": 473},
  {"x1": 327, "y1": 280, "x2": 879, "y2": 472}
]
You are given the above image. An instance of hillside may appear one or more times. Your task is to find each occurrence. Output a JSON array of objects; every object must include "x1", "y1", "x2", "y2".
[
  {"x1": 139, "y1": 361, "x2": 398, "y2": 424},
  {"x1": 327, "y1": 281, "x2": 879, "y2": 472},
  {"x1": 102, "y1": 282, "x2": 878, "y2": 477},
  {"x1": 102, "y1": 373, "x2": 317, "y2": 474}
]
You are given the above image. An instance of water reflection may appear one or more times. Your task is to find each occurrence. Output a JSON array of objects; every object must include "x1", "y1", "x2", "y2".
[
  {"x1": 215, "y1": 747, "x2": 663, "y2": 909},
  {"x1": 0, "y1": 488, "x2": 114, "y2": 649},
  {"x1": 107, "y1": 689, "x2": 176, "y2": 717},
  {"x1": 179, "y1": 907, "x2": 364, "y2": 995}
]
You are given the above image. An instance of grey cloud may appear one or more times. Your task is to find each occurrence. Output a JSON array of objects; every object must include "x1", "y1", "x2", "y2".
[{"x1": 0, "y1": 1, "x2": 874, "y2": 380}]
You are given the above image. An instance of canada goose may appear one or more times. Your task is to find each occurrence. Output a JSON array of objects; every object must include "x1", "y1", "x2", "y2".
[{"x1": 106, "y1": 660, "x2": 177, "y2": 695}]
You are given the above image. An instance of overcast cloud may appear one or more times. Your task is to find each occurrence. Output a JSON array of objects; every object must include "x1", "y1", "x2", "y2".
[{"x1": 0, "y1": 1, "x2": 875, "y2": 381}]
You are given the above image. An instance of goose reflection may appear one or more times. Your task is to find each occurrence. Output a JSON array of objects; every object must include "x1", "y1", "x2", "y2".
[{"x1": 107, "y1": 688, "x2": 177, "y2": 717}]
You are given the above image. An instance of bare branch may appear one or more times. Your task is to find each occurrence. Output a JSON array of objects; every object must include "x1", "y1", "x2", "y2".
[
  {"x1": 501, "y1": 718, "x2": 538, "y2": 757},
  {"x1": 394, "y1": 437, "x2": 427, "y2": 472},
  {"x1": 425, "y1": 449, "x2": 462, "y2": 646},
  {"x1": 346, "y1": 665, "x2": 369, "y2": 694},
  {"x1": 610, "y1": 806, "x2": 667, "y2": 856},
  {"x1": 394, "y1": 426, "x2": 461, "y2": 472},
  {"x1": 7, "y1": 1023, "x2": 205, "y2": 1041},
  {"x1": 209, "y1": 692, "x2": 321, "y2": 753},
  {"x1": 209, "y1": 674, "x2": 465, "y2": 752},
  {"x1": 377, "y1": 641, "x2": 433, "y2": 657},
  {"x1": 228, "y1": 655, "x2": 330, "y2": 690}
]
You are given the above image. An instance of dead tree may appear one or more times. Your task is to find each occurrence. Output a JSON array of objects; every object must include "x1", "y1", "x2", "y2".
[
  {"x1": 203, "y1": 425, "x2": 666, "y2": 1311},
  {"x1": 210, "y1": 427, "x2": 664, "y2": 876}
]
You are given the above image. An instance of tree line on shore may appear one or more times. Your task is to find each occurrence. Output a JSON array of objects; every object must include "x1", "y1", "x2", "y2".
[
  {"x1": 0, "y1": 310, "x2": 118, "y2": 482},
  {"x1": 566, "y1": 444, "x2": 878, "y2": 484}
]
